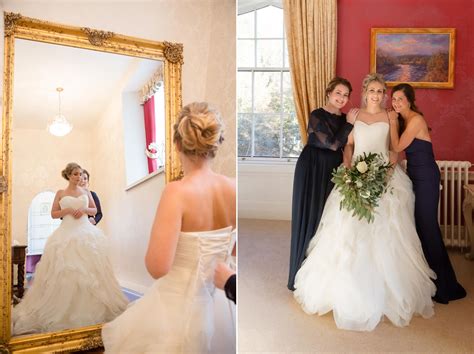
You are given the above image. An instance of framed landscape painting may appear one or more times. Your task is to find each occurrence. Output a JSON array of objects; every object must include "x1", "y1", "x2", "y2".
[{"x1": 370, "y1": 28, "x2": 455, "y2": 88}]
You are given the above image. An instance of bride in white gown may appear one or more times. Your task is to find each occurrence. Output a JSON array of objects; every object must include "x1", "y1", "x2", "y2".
[
  {"x1": 294, "y1": 74, "x2": 436, "y2": 331},
  {"x1": 13, "y1": 162, "x2": 128, "y2": 335},
  {"x1": 102, "y1": 102, "x2": 236, "y2": 353}
]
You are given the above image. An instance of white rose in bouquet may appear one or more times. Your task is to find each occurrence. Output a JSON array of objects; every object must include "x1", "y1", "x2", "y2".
[
  {"x1": 331, "y1": 152, "x2": 393, "y2": 223},
  {"x1": 356, "y1": 161, "x2": 368, "y2": 173}
]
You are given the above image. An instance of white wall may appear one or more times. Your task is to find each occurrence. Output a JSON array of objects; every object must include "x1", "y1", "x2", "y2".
[
  {"x1": 238, "y1": 161, "x2": 295, "y2": 220},
  {"x1": 122, "y1": 91, "x2": 147, "y2": 186},
  {"x1": 2, "y1": 0, "x2": 236, "y2": 293},
  {"x1": 204, "y1": 1, "x2": 237, "y2": 176}
]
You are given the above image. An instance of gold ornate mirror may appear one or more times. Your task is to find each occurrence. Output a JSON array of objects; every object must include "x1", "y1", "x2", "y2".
[{"x1": 1, "y1": 12, "x2": 183, "y2": 352}]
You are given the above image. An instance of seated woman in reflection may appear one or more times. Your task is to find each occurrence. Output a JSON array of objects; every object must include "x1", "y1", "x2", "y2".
[
  {"x1": 80, "y1": 169, "x2": 103, "y2": 225},
  {"x1": 102, "y1": 102, "x2": 236, "y2": 353},
  {"x1": 13, "y1": 162, "x2": 128, "y2": 335}
]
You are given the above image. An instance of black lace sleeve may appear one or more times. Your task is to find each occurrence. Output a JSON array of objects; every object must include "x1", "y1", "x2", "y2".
[{"x1": 307, "y1": 109, "x2": 353, "y2": 151}]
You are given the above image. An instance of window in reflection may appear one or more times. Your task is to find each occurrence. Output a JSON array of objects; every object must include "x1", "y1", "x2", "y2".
[
  {"x1": 27, "y1": 191, "x2": 60, "y2": 256},
  {"x1": 123, "y1": 63, "x2": 165, "y2": 188},
  {"x1": 25, "y1": 191, "x2": 61, "y2": 287}
]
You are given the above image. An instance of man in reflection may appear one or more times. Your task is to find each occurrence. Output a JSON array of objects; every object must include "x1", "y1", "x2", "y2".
[{"x1": 80, "y1": 169, "x2": 102, "y2": 225}]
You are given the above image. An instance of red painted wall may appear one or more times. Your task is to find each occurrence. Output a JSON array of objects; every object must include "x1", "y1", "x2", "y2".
[{"x1": 337, "y1": 0, "x2": 474, "y2": 162}]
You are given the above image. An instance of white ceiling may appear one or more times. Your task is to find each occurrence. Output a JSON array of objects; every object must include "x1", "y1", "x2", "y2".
[{"x1": 12, "y1": 38, "x2": 162, "y2": 130}]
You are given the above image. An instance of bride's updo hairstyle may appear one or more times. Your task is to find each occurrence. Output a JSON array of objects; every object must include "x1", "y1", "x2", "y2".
[
  {"x1": 61, "y1": 162, "x2": 82, "y2": 180},
  {"x1": 173, "y1": 102, "x2": 224, "y2": 159},
  {"x1": 361, "y1": 73, "x2": 387, "y2": 108}
]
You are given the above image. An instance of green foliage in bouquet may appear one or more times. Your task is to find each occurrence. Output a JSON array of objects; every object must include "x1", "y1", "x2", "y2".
[{"x1": 331, "y1": 152, "x2": 393, "y2": 223}]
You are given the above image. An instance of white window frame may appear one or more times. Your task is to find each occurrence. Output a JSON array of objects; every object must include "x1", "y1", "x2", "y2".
[
  {"x1": 27, "y1": 190, "x2": 61, "y2": 256},
  {"x1": 238, "y1": 1, "x2": 300, "y2": 163}
]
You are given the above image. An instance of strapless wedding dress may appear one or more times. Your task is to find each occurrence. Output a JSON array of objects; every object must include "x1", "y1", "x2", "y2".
[
  {"x1": 12, "y1": 194, "x2": 128, "y2": 335},
  {"x1": 102, "y1": 226, "x2": 236, "y2": 353},
  {"x1": 294, "y1": 121, "x2": 436, "y2": 331}
]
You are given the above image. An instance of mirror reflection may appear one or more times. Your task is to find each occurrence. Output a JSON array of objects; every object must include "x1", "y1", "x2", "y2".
[{"x1": 11, "y1": 38, "x2": 165, "y2": 335}]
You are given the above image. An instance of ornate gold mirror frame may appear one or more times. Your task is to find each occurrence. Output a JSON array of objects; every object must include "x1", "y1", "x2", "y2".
[{"x1": 1, "y1": 12, "x2": 182, "y2": 353}]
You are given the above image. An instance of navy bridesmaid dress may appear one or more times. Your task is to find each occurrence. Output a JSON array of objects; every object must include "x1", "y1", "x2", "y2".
[
  {"x1": 405, "y1": 138, "x2": 466, "y2": 304},
  {"x1": 288, "y1": 108, "x2": 352, "y2": 290}
]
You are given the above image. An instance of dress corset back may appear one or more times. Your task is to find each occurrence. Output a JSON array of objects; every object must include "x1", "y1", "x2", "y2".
[
  {"x1": 163, "y1": 226, "x2": 235, "y2": 297},
  {"x1": 352, "y1": 121, "x2": 390, "y2": 162},
  {"x1": 101, "y1": 226, "x2": 236, "y2": 353}
]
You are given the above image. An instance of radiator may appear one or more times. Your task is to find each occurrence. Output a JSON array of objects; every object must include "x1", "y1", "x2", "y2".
[
  {"x1": 437, "y1": 161, "x2": 472, "y2": 248},
  {"x1": 401, "y1": 160, "x2": 472, "y2": 249}
]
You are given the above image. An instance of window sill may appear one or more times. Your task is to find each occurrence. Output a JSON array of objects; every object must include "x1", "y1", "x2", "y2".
[
  {"x1": 239, "y1": 157, "x2": 297, "y2": 165},
  {"x1": 125, "y1": 167, "x2": 165, "y2": 191}
]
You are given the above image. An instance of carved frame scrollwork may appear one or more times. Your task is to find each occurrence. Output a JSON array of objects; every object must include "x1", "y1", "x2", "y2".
[
  {"x1": 163, "y1": 41, "x2": 184, "y2": 64},
  {"x1": 80, "y1": 27, "x2": 115, "y2": 46},
  {"x1": 0, "y1": 12, "x2": 183, "y2": 352}
]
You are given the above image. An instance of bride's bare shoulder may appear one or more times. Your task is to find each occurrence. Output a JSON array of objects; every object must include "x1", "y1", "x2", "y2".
[
  {"x1": 218, "y1": 174, "x2": 235, "y2": 187},
  {"x1": 55, "y1": 189, "x2": 66, "y2": 197}
]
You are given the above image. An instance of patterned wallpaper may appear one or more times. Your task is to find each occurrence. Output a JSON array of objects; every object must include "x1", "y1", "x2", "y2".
[{"x1": 205, "y1": 0, "x2": 237, "y2": 177}]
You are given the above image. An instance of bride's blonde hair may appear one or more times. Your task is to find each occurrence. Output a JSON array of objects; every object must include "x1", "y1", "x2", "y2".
[
  {"x1": 173, "y1": 102, "x2": 224, "y2": 159},
  {"x1": 361, "y1": 73, "x2": 387, "y2": 109},
  {"x1": 61, "y1": 162, "x2": 82, "y2": 180}
]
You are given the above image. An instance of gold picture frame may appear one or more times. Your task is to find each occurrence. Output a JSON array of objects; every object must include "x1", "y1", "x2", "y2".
[
  {"x1": 370, "y1": 28, "x2": 455, "y2": 88},
  {"x1": 1, "y1": 12, "x2": 183, "y2": 352}
]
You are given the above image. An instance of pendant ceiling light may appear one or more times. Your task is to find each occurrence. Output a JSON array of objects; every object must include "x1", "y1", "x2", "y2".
[{"x1": 47, "y1": 87, "x2": 72, "y2": 137}]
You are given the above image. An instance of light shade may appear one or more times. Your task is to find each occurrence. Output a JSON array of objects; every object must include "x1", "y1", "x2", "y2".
[{"x1": 47, "y1": 114, "x2": 73, "y2": 137}]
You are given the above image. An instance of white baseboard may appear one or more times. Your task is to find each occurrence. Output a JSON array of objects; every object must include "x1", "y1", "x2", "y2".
[{"x1": 238, "y1": 200, "x2": 291, "y2": 220}]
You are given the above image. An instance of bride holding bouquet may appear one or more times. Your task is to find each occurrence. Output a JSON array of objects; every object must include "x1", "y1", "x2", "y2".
[{"x1": 293, "y1": 73, "x2": 436, "y2": 331}]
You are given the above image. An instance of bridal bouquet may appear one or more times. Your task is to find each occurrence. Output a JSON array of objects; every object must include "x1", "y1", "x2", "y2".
[{"x1": 331, "y1": 152, "x2": 393, "y2": 223}]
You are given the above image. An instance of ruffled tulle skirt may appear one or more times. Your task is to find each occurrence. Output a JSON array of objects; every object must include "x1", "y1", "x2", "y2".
[
  {"x1": 294, "y1": 166, "x2": 436, "y2": 331},
  {"x1": 12, "y1": 219, "x2": 128, "y2": 335}
]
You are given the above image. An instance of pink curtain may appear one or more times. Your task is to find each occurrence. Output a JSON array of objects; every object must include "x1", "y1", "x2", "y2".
[{"x1": 143, "y1": 96, "x2": 157, "y2": 173}]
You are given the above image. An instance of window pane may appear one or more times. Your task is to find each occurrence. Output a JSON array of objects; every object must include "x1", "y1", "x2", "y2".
[
  {"x1": 237, "y1": 71, "x2": 252, "y2": 113},
  {"x1": 256, "y1": 39, "x2": 283, "y2": 68},
  {"x1": 238, "y1": 113, "x2": 252, "y2": 157},
  {"x1": 254, "y1": 114, "x2": 281, "y2": 157},
  {"x1": 282, "y1": 113, "x2": 302, "y2": 157},
  {"x1": 238, "y1": 39, "x2": 255, "y2": 67},
  {"x1": 256, "y1": 6, "x2": 283, "y2": 38},
  {"x1": 284, "y1": 39, "x2": 290, "y2": 68},
  {"x1": 254, "y1": 71, "x2": 281, "y2": 113},
  {"x1": 282, "y1": 71, "x2": 295, "y2": 114},
  {"x1": 238, "y1": 11, "x2": 254, "y2": 38}
]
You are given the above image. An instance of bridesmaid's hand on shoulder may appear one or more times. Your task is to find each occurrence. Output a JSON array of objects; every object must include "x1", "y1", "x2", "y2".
[
  {"x1": 388, "y1": 110, "x2": 398, "y2": 124},
  {"x1": 347, "y1": 108, "x2": 359, "y2": 124}
]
